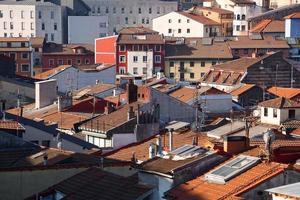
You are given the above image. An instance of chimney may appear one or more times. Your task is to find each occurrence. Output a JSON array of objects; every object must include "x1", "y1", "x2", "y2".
[
  {"x1": 192, "y1": 136, "x2": 198, "y2": 146},
  {"x1": 35, "y1": 79, "x2": 57, "y2": 109},
  {"x1": 245, "y1": 119, "x2": 250, "y2": 147},
  {"x1": 224, "y1": 136, "x2": 249, "y2": 154},
  {"x1": 96, "y1": 80, "x2": 99, "y2": 85},
  {"x1": 43, "y1": 154, "x2": 48, "y2": 166},
  {"x1": 19, "y1": 106, "x2": 23, "y2": 117},
  {"x1": 251, "y1": 52, "x2": 256, "y2": 58},
  {"x1": 168, "y1": 128, "x2": 174, "y2": 152},
  {"x1": 136, "y1": 104, "x2": 140, "y2": 124},
  {"x1": 156, "y1": 135, "x2": 162, "y2": 156},
  {"x1": 149, "y1": 143, "x2": 156, "y2": 159},
  {"x1": 131, "y1": 152, "x2": 137, "y2": 163},
  {"x1": 127, "y1": 106, "x2": 135, "y2": 120},
  {"x1": 127, "y1": 79, "x2": 138, "y2": 104}
]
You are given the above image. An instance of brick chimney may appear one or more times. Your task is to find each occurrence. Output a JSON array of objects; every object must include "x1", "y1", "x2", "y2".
[
  {"x1": 223, "y1": 136, "x2": 250, "y2": 154},
  {"x1": 127, "y1": 79, "x2": 138, "y2": 104}
]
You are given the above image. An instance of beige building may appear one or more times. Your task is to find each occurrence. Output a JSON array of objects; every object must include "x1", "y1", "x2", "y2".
[
  {"x1": 190, "y1": 6, "x2": 234, "y2": 36},
  {"x1": 164, "y1": 38, "x2": 233, "y2": 82},
  {"x1": 269, "y1": 0, "x2": 300, "y2": 9}
]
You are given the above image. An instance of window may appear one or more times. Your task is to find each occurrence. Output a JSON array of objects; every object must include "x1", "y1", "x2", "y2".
[
  {"x1": 10, "y1": 10, "x2": 13, "y2": 18},
  {"x1": 190, "y1": 73, "x2": 194, "y2": 79},
  {"x1": 155, "y1": 45, "x2": 161, "y2": 52},
  {"x1": 187, "y1": 19, "x2": 190, "y2": 23},
  {"x1": 237, "y1": 14, "x2": 240, "y2": 20},
  {"x1": 31, "y1": 22, "x2": 34, "y2": 30},
  {"x1": 289, "y1": 109, "x2": 296, "y2": 119},
  {"x1": 30, "y1": 11, "x2": 34, "y2": 19},
  {"x1": 264, "y1": 107, "x2": 268, "y2": 117},
  {"x1": 4, "y1": 33, "x2": 7, "y2": 37},
  {"x1": 168, "y1": 29, "x2": 172, "y2": 34},
  {"x1": 143, "y1": 45, "x2": 148, "y2": 51},
  {"x1": 119, "y1": 45, "x2": 125, "y2": 52},
  {"x1": 236, "y1": 25, "x2": 240, "y2": 31},
  {"x1": 190, "y1": 61, "x2": 194, "y2": 67},
  {"x1": 242, "y1": 14, "x2": 246, "y2": 20},
  {"x1": 142, "y1": 18, "x2": 145, "y2": 24},
  {"x1": 51, "y1": 11, "x2": 54, "y2": 19},
  {"x1": 168, "y1": 19, "x2": 172, "y2": 23},
  {"x1": 113, "y1": 7, "x2": 116, "y2": 14},
  {"x1": 41, "y1": 140, "x2": 50, "y2": 147},
  {"x1": 273, "y1": 109, "x2": 277, "y2": 118},
  {"x1": 201, "y1": 72, "x2": 205, "y2": 77},
  {"x1": 170, "y1": 73, "x2": 174, "y2": 78},
  {"x1": 77, "y1": 59, "x2": 81, "y2": 64},
  {"x1": 187, "y1": 28, "x2": 190, "y2": 33},
  {"x1": 19, "y1": 33, "x2": 22, "y2": 37},
  {"x1": 0, "y1": 10, "x2": 3, "y2": 18},
  {"x1": 119, "y1": 55, "x2": 126, "y2": 63},
  {"x1": 143, "y1": 56, "x2": 147, "y2": 62},
  {"x1": 125, "y1": 17, "x2": 128, "y2": 24},
  {"x1": 97, "y1": 7, "x2": 101, "y2": 13},
  {"x1": 133, "y1": 67, "x2": 138, "y2": 74},
  {"x1": 241, "y1": 25, "x2": 246, "y2": 31},
  {"x1": 155, "y1": 55, "x2": 161, "y2": 63},
  {"x1": 51, "y1": 33, "x2": 54, "y2": 41},
  {"x1": 21, "y1": 64, "x2": 29, "y2": 72},
  {"x1": 178, "y1": 19, "x2": 181, "y2": 23},
  {"x1": 143, "y1": 67, "x2": 147, "y2": 74},
  {"x1": 99, "y1": 22, "x2": 106, "y2": 28},
  {"x1": 3, "y1": 22, "x2": 6, "y2": 30},
  {"x1": 54, "y1": 23, "x2": 57, "y2": 30},
  {"x1": 180, "y1": 73, "x2": 184, "y2": 80},
  {"x1": 157, "y1": 7, "x2": 160, "y2": 14},
  {"x1": 133, "y1": 56, "x2": 138, "y2": 62},
  {"x1": 178, "y1": 29, "x2": 181, "y2": 33},
  {"x1": 105, "y1": 7, "x2": 109, "y2": 13},
  {"x1": 45, "y1": 33, "x2": 48, "y2": 41},
  {"x1": 10, "y1": 22, "x2": 13, "y2": 30},
  {"x1": 201, "y1": 61, "x2": 205, "y2": 67},
  {"x1": 85, "y1": 59, "x2": 90, "y2": 64},
  {"x1": 244, "y1": 49, "x2": 248, "y2": 54},
  {"x1": 170, "y1": 61, "x2": 174, "y2": 67},
  {"x1": 57, "y1": 59, "x2": 63, "y2": 65},
  {"x1": 133, "y1": 45, "x2": 138, "y2": 51},
  {"x1": 138, "y1": 8, "x2": 141, "y2": 14},
  {"x1": 121, "y1": 7, "x2": 125, "y2": 14},
  {"x1": 119, "y1": 67, "x2": 125, "y2": 74},
  {"x1": 49, "y1": 59, "x2": 54, "y2": 66},
  {"x1": 67, "y1": 59, "x2": 72, "y2": 65},
  {"x1": 149, "y1": 8, "x2": 152, "y2": 14},
  {"x1": 38, "y1": 11, "x2": 42, "y2": 19},
  {"x1": 22, "y1": 53, "x2": 28, "y2": 59},
  {"x1": 42, "y1": 23, "x2": 45, "y2": 30},
  {"x1": 21, "y1": 10, "x2": 24, "y2": 19},
  {"x1": 212, "y1": 61, "x2": 216, "y2": 65}
]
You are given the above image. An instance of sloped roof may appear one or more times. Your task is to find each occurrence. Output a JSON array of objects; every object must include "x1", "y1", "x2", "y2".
[
  {"x1": 0, "y1": 120, "x2": 25, "y2": 131},
  {"x1": 178, "y1": 11, "x2": 220, "y2": 25},
  {"x1": 267, "y1": 87, "x2": 300, "y2": 99},
  {"x1": 250, "y1": 20, "x2": 285, "y2": 33},
  {"x1": 228, "y1": 36, "x2": 289, "y2": 49},
  {"x1": 230, "y1": 84, "x2": 256, "y2": 96},
  {"x1": 259, "y1": 97, "x2": 300, "y2": 109},
  {"x1": 285, "y1": 12, "x2": 300, "y2": 19},
  {"x1": 34, "y1": 65, "x2": 72, "y2": 80},
  {"x1": 266, "y1": 182, "x2": 300, "y2": 198}
]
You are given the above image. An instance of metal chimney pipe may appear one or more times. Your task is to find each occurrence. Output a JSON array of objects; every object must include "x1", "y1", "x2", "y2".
[{"x1": 169, "y1": 128, "x2": 174, "y2": 152}]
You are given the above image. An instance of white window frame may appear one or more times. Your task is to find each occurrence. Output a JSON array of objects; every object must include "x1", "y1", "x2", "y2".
[
  {"x1": 155, "y1": 55, "x2": 161, "y2": 63},
  {"x1": 119, "y1": 55, "x2": 126, "y2": 63}
]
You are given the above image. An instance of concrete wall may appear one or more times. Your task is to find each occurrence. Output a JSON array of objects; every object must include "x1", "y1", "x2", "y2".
[
  {"x1": 151, "y1": 88, "x2": 195, "y2": 123},
  {"x1": 35, "y1": 79, "x2": 57, "y2": 109},
  {"x1": 0, "y1": 167, "x2": 86, "y2": 200},
  {"x1": 68, "y1": 15, "x2": 109, "y2": 44},
  {"x1": 260, "y1": 107, "x2": 300, "y2": 125}
]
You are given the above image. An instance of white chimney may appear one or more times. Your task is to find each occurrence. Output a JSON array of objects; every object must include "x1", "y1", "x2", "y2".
[
  {"x1": 169, "y1": 128, "x2": 174, "y2": 152},
  {"x1": 35, "y1": 79, "x2": 57, "y2": 109},
  {"x1": 149, "y1": 143, "x2": 155, "y2": 159},
  {"x1": 156, "y1": 135, "x2": 162, "y2": 156}
]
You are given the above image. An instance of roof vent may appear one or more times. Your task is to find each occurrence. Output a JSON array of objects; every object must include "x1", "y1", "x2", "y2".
[{"x1": 166, "y1": 144, "x2": 208, "y2": 161}]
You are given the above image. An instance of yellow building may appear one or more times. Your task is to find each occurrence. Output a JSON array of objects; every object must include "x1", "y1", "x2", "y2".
[
  {"x1": 190, "y1": 6, "x2": 234, "y2": 36},
  {"x1": 165, "y1": 38, "x2": 233, "y2": 82}
]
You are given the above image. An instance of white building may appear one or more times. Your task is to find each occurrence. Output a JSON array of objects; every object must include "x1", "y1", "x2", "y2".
[
  {"x1": 0, "y1": 1, "x2": 64, "y2": 43},
  {"x1": 259, "y1": 97, "x2": 300, "y2": 126},
  {"x1": 84, "y1": 0, "x2": 178, "y2": 35},
  {"x1": 233, "y1": 1, "x2": 264, "y2": 36},
  {"x1": 68, "y1": 15, "x2": 108, "y2": 44},
  {"x1": 153, "y1": 11, "x2": 221, "y2": 38},
  {"x1": 269, "y1": 0, "x2": 300, "y2": 9},
  {"x1": 127, "y1": 51, "x2": 154, "y2": 79}
]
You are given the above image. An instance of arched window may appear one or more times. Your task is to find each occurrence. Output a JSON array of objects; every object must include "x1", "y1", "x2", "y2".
[
  {"x1": 237, "y1": 14, "x2": 240, "y2": 20},
  {"x1": 242, "y1": 14, "x2": 246, "y2": 20}
]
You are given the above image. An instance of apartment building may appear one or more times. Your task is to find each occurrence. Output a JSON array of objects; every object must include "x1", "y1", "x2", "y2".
[
  {"x1": 153, "y1": 11, "x2": 221, "y2": 38},
  {"x1": 0, "y1": 1, "x2": 63, "y2": 43},
  {"x1": 269, "y1": 0, "x2": 300, "y2": 9},
  {"x1": 0, "y1": 37, "x2": 33, "y2": 77},
  {"x1": 82, "y1": 0, "x2": 178, "y2": 35}
]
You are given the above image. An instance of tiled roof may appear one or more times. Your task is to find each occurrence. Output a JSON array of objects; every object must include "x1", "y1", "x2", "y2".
[
  {"x1": 285, "y1": 12, "x2": 300, "y2": 19},
  {"x1": 178, "y1": 11, "x2": 220, "y2": 25},
  {"x1": 230, "y1": 84, "x2": 256, "y2": 96},
  {"x1": 30, "y1": 37, "x2": 45, "y2": 48},
  {"x1": 0, "y1": 37, "x2": 29, "y2": 42},
  {"x1": 165, "y1": 38, "x2": 233, "y2": 59},
  {"x1": 0, "y1": 120, "x2": 25, "y2": 130},
  {"x1": 73, "y1": 83, "x2": 116, "y2": 99},
  {"x1": 196, "y1": 7, "x2": 233, "y2": 14},
  {"x1": 43, "y1": 43, "x2": 94, "y2": 55},
  {"x1": 267, "y1": 87, "x2": 300, "y2": 99},
  {"x1": 118, "y1": 34, "x2": 164, "y2": 44},
  {"x1": 36, "y1": 167, "x2": 153, "y2": 200},
  {"x1": 259, "y1": 97, "x2": 300, "y2": 109},
  {"x1": 250, "y1": 20, "x2": 285, "y2": 33},
  {"x1": 291, "y1": 128, "x2": 300, "y2": 136},
  {"x1": 34, "y1": 65, "x2": 72, "y2": 79},
  {"x1": 166, "y1": 161, "x2": 286, "y2": 200},
  {"x1": 119, "y1": 27, "x2": 158, "y2": 34},
  {"x1": 200, "y1": 70, "x2": 244, "y2": 86},
  {"x1": 105, "y1": 131, "x2": 214, "y2": 162},
  {"x1": 170, "y1": 86, "x2": 227, "y2": 103},
  {"x1": 228, "y1": 36, "x2": 289, "y2": 49}
]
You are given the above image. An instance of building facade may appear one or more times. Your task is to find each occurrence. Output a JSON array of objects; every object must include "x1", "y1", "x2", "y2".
[
  {"x1": 68, "y1": 15, "x2": 109, "y2": 44},
  {"x1": 0, "y1": 1, "x2": 64, "y2": 43},
  {"x1": 153, "y1": 11, "x2": 221, "y2": 38}
]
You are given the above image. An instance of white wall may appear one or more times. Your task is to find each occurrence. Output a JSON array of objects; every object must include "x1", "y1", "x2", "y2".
[
  {"x1": 112, "y1": 132, "x2": 137, "y2": 150},
  {"x1": 127, "y1": 51, "x2": 153, "y2": 78},
  {"x1": 260, "y1": 107, "x2": 300, "y2": 125},
  {"x1": 0, "y1": 3, "x2": 63, "y2": 43},
  {"x1": 199, "y1": 94, "x2": 232, "y2": 114},
  {"x1": 215, "y1": 0, "x2": 235, "y2": 11},
  {"x1": 86, "y1": 0, "x2": 178, "y2": 35},
  {"x1": 153, "y1": 12, "x2": 206, "y2": 38},
  {"x1": 68, "y1": 16, "x2": 108, "y2": 44},
  {"x1": 50, "y1": 66, "x2": 116, "y2": 93},
  {"x1": 35, "y1": 79, "x2": 57, "y2": 109}
]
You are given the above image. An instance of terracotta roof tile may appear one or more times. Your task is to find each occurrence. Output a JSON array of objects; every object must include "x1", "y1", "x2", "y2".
[
  {"x1": 0, "y1": 120, "x2": 25, "y2": 130},
  {"x1": 34, "y1": 65, "x2": 72, "y2": 79},
  {"x1": 267, "y1": 87, "x2": 300, "y2": 99},
  {"x1": 259, "y1": 97, "x2": 300, "y2": 109},
  {"x1": 105, "y1": 131, "x2": 214, "y2": 162},
  {"x1": 230, "y1": 84, "x2": 256, "y2": 96},
  {"x1": 285, "y1": 12, "x2": 300, "y2": 19},
  {"x1": 178, "y1": 11, "x2": 221, "y2": 25},
  {"x1": 250, "y1": 20, "x2": 285, "y2": 33},
  {"x1": 228, "y1": 36, "x2": 289, "y2": 49}
]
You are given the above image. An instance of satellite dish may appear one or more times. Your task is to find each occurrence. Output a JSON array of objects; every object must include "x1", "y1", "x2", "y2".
[{"x1": 253, "y1": 109, "x2": 260, "y2": 117}]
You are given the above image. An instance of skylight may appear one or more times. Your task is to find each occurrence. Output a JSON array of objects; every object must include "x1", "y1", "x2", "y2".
[{"x1": 205, "y1": 155, "x2": 260, "y2": 184}]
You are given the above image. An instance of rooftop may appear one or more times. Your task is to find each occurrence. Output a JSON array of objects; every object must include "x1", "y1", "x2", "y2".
[
  {"x1": 266, "y1": 182, "x2": 300, "y2": 198},
  {"x1": 43, "y1": 43, "x2": 94, "y2": 55},
  {"x1": 227, "y1": 36, "x2": 289, "y2": 49},
  {"x1": 250, "y1": 20, "x2": 285, "y2": 33},
  {"x1": 167, "y1": 161, "x2": 286, "y2": 200},
  {"x1": 267, "y1": 87, "x2": 300, "y2": 99},
  {"x1": 34, "y1": 167, "x2": 153, "y2": 200},
  {"x1": 285, "y1": 12, "x2": 300, "y2": 19},
  {"x1": 178, "y1": 11, "x2": 220, "y2": 25},
  {"x1": 195, "y1": 6, "x2": 233, "y2": 14},
  {"x1": 73, "y1": 83, "x2": 116, "y2": 99},
  {"x1": 165, "y1": 38, "x2": 233, "y2": 59},
  {"x1": 259, "y1": 97, "x2": 300, "y2": 109},
  {"x1": 0, "y1": 120, "x2": 25, "y2": 131},
  {"x1": 230, "y1": 84, "x2": 256, "y2": 96}
]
